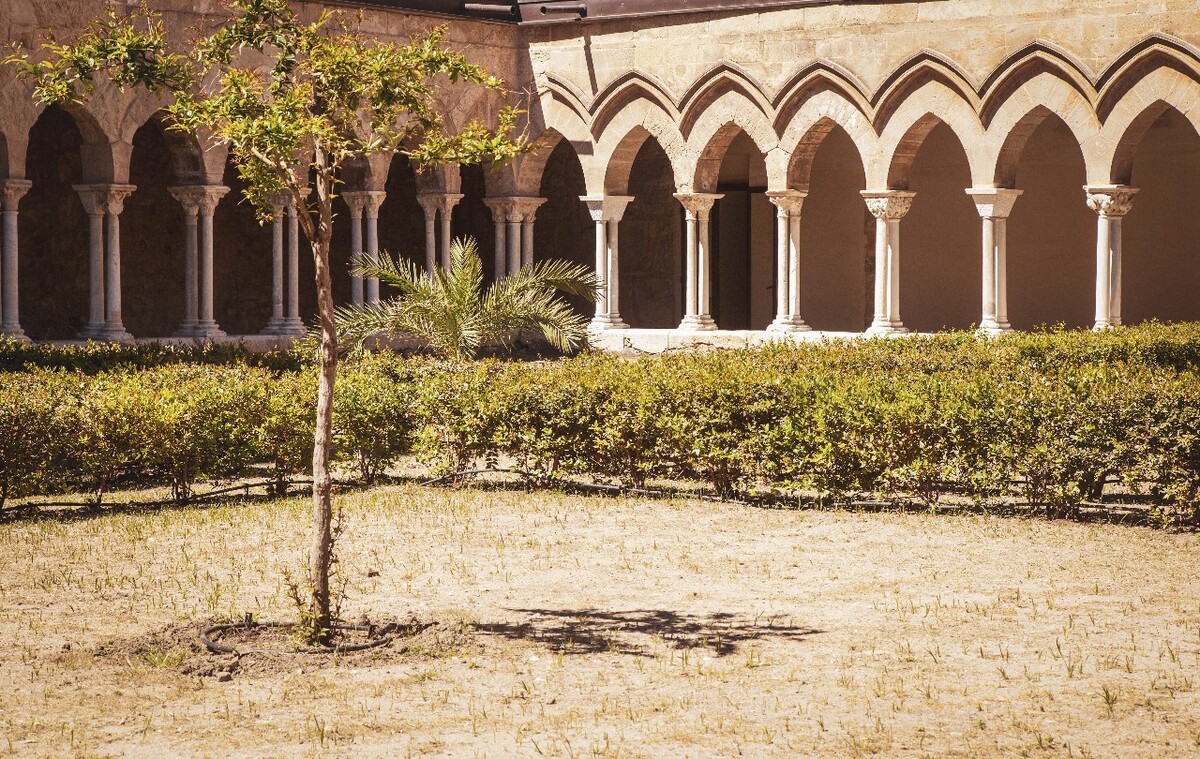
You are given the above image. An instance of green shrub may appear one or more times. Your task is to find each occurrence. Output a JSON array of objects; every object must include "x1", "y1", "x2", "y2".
[
  {"x1": 0, "y1": 371, "x2": 75, "y2": 506},
  {"x1": 255, "y1": 370, "x2": 316, "y2": 490},
  {"x1": 139, "y1": 366, "x2": 267, "y2": 499},
  {"x1": 335, "y1": 355, "x2": 420, "y2": 483}
]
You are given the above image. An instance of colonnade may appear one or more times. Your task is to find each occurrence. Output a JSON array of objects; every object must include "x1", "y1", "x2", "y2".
[
  {"x1": 582, "y1": 183, "x2": 1141, "y2": 335},
  {"x1": 0, "y1": 170, "x2": 1157, "y2": 342},
  {"x1": 0, "y1": 182, "x2": 558, "y2": 341}
]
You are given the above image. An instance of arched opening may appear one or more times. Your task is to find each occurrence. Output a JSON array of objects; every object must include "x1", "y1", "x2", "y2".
[
  {"x1": 1122, "y1": 108, "x2": 1200, "y2": 324},
  {"x1": 123, "y1": 118, "x2": 185, "y2": 337},
  {"x1": 711, "y1": 129, "x2": 771, "y2": 330},
  {"x1": 898, "y1": 121, "x2": 979, "y2": 332},
  {"x1": 534, "y1": 139, "x2": 592, "y2": 316},
  {"x1": 213, "y1": 161, "x2": 274, "y2": 334},
  {"x1": 1007, "y1": 116, "x2": 1093, "y2": 329},
  {"x1": 451, "y1": 164, "x2": 496, "y2": 280},
  {"x1": 20, "y1": 105, "x2": 89, "y2": 339},
  {"x1": 378, "y1": 153, "x2": 424, "y2": 298},
  {"x1": 617, "y1": 137, "x2": 680, "y2": 328},
  {"x1": 796, "y1": 124, "x2": 870, "y2": 332}
]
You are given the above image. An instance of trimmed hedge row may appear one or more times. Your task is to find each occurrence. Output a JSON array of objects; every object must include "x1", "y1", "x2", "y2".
[{"x1": 2, "y1": 325, "x2": 1199, "y2": 524}]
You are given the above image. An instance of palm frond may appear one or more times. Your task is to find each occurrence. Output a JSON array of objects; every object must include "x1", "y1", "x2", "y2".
[{"x1": 335, "y1": 234, "x2": 596, "y2": 360}]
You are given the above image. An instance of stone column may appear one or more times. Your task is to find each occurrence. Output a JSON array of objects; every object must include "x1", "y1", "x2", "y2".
[
  {"x1": 101, "y1": 186, "x2": 136, "y2": 341},
  {"x1": 75, "y1": 187, "x2": 107, "y2": 337},
  {"x1": 765, "y1": 190, "x2": 809, "y2": 332},
  {"x1": 194, "y1": 186, "x2": 229, "y2": 338},
  {"x1": 966, "y1": 188, "x2": 1022, "y2": 335},
  {"x1": 1, "y1": 180, "x2": 32, "y2": 340},
  {"x1": 281, "y1": 196, "x2": 306, "y2": 335},
  {"x1": 518, "y1": 198, "x2": 547, "y2": 269},
  {"x1": 674, "y1": 193, "x2": 723, "y2": 330},
  {"x1": 439, "y1": 193, "x2": 464, "y2": 271},
  {"x1": 261, "y1": 199, "x2": 287, "y2": 334},
  {"x1": 582, "y1": 195, "x2": 634, "y2": 331},
  {"x1": 861, "y1": 191, "x2": 915, "y2": 335},
  {"x1": 168, "y1": 187, "x2": 201, "y2": 336},
  {"x1": 416, "y1": 194, "x2": 440, "y2": 273},
  {"x1": 1085, "y1": 185, "x2": 1138, "y2": 330},
  {"x1": 342, "y1": 192, "x2": 367, "y2": 305},
  {"x1": 363, "y1": 191, "x2": 385, "y2": 304},
  {"x1": 75, "y1": 184, "x2": 135, "y2": 341},
  {"x1": 483, "y1": 198, "x2": 514, "y2": 280},
  {"x1": 502, "y1": 207, "x2": 521, "y2": 276}
]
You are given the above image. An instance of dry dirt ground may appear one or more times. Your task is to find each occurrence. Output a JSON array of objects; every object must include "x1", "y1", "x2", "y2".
[{"x1": 1, "y1": 485, "x2": 1198, "y2": 757}]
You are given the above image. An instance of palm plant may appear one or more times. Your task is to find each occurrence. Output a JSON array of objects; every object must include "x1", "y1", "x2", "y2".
[{"x1": 335, "y1": 237, "x2": 600, "y2": 361}]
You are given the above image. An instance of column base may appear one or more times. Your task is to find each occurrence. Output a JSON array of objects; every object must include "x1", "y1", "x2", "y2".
[
  {"x1": 866, "y1": 322, "x2": 908, "y2": 337},
  {"x1": 1092, "y1": 321, "x2": 1116, "y2": 331},
  {"x1": 1, "y1": 327, "x2": 29, "y2": 342},
  {"x1": 978, "y1": 321, "x2": 1012, "y2": 336},
  {"x1": 677, "y1": 315, "x2": 718, "y2": 331},
  {"x1": 97, "y1": 324, "x2": 135, "y2": 343},
  {"x1": 79, "y1": 321, "x2": 107, "y2": 340},
  {"x1": 192, "y1": 321, "x2": 228, "y2": 340},
  {"x1": 588, "y1": 316, "x2": 620, "y2": 332},
  {"x1": 278, "y1": 318, "x2": 307, "y2": 337},
  {"x1": 173, "y1": 319, "x2": 200, "y2": 338},
  {"x1": 767, "y1": 317, "x2": 811, "y2": 333}
]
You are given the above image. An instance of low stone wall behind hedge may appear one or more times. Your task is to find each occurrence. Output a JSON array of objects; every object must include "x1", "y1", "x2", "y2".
[{"x1": 2, "y1": 324, "x2": 1198, "y2": 524}]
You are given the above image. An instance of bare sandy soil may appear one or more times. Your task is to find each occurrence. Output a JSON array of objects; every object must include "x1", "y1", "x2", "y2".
[{"x1": 0, "y1": 485, "x2": 1198, "y2": 757}]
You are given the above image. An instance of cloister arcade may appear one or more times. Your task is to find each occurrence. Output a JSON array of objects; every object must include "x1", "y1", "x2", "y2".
[{"x1": 0, "y1": 30, "x2": 1198, "y2": 347}]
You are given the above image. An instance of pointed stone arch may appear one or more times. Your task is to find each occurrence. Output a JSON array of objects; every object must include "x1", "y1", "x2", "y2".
[
  {"x1": 986, "y1": 72, "x2": 1103, "y2": 186},
  {"x1": 877, "y1": 81, "x2": 985, "y2": 189},
  {"x1": 687, "y1": 94, "x2": 778, "y2": 193},
  {"x1": 1102, "y1": 67, "x2": 1200, "y2": 184},
  {"x1": 778, "y1": 91, "x2": 876, "y2": 191}
]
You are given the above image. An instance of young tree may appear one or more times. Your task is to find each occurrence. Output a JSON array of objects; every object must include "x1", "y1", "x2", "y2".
[
  {"x1": 7, "y1": 0, "x2": 527, "y2": 644},
  {"x1": 337, "y1": 237, "x2": 599, "y2": 361}
]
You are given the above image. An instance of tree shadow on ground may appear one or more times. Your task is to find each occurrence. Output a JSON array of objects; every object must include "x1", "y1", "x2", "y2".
[{"x1": 474, "y1": 608, "x2": 821, "y2": 657}]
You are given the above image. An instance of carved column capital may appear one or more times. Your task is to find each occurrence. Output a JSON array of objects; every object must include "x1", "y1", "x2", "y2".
[
  {"x1": 342, "y1": 190, "x2": 370, "y2": 218},
  {"x1": 513, "y1": 196, "x2": 547, "y2": 223},
  {"x1": 1, "y1": 180, "x2": 32, "y2": 212},
  {"x1": 965, "y1": 187, "x2": 1023, "y2": 219},
  {"x1": 861, "y1": 190, "x2": 916, "y2": 221},
  {"x1": 168, "y1": 186, "x2": 203, "y2": 215},
  {"x1": 74, "y1": 183, "x2": 136, "y2": 216},
  {"x1": 483, "y1": 197, "x2": 517, "y2": 223},
  {"x1": 1085, "y1": 185, "x2": 1139, "y2": 218},
  {"x1": 765, "y1": 189, "x2": 807, "y2": 216},
  {"x1": 672, "y1": 192, "x2": 723, "y2": 220},
  {"x1": 582, "y1": 195, "x2": 634, "y2": 223}
]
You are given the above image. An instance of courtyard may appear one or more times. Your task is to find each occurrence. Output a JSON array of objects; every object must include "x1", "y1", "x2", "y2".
[{"x1": 1, "y1": 484, "x2": 1197, "y2": 757}]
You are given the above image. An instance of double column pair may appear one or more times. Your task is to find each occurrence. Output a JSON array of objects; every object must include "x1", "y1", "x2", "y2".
[
  {"x1": 484, "y1": 197, "x2": 546, "y2": 280},
  {"x1": 168, "y1": 185, "x2": 229, "y2": 339},
  {"x1": 75, "y1": 184, "x2": 137, "y2": 342},
  {"x1": 343, "y1": 191, "x2": 386, "y2": 306},
  {"x1": 417, "y1": 193, "x2": 463, "y2": 272}
]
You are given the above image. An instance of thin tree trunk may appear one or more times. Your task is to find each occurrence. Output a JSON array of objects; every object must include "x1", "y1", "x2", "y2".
[{"x1": 304, "y1": 154, "x2": 339, "y2": 645}]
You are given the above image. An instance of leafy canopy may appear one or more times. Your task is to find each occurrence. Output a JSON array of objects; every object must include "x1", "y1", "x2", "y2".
[{"x1": 336, "y1": 238, "x2": 600, "y2": 362}]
